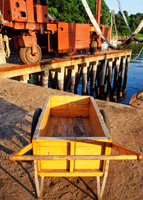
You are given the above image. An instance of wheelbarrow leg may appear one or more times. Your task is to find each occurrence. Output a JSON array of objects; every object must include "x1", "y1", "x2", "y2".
[
  {"x1": 34, "y1": 160, "x2": 44, "y2": 199},
  {"x1": 96, "y1": 160, "x2": 109, "y2": 200}
]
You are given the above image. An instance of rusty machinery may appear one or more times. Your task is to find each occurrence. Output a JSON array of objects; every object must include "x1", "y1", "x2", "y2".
[{"x1": 0, "y1": 0, "x2": 111, "y2": 64}]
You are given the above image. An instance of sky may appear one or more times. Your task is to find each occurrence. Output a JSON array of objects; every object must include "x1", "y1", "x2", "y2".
[{"x1": 106, "y1": 0, "x2": 143, "y2": 15}]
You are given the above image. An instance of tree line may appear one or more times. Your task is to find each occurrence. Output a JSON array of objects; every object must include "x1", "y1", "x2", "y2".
[{"x1": 46, "y1": 0, "x2": 143, "y2": 37}]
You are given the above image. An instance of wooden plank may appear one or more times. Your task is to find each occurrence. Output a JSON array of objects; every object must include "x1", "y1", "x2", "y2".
[
  {"x1": 39, "y1": 171, "x2": 104, "y2": 177},
  {"x1": 67, "y1": 118, "x2": 73, "y2": 137},
  {"x1": 73, "y1": 117, "x2": 87, "y2": 137},
  {"x1": 89, "y1": 100, "x2": 105, "y2": 137},
  {"x1": 39, "y1": 106, "x2": 51, "y2": 137},
  {"x1": 70, "y1": 142, "x2": 75, "y2": 172},
  {"x1": 46, "y1": 117, "x2": 59, "y2": 137},
  {"x1": 82, "y1": 118, "x2": 94, "y2": 137},
  {"x1": 50, "y1": 109, "x2": 89, "y2": 118},
  {"x1": 50, "y1": 96, "x2": 90, "y2": 104},
  {"x1": 75, "y1": 142, "x2": 104, "y2": 170}
]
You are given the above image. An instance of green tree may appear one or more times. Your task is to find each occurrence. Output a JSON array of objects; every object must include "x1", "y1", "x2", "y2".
[
  {"x1": 101, "y1": 0, "x2": 110, "y2": 26},
  {"x1": 47, "y1": 0, "x2": 110, "y2": 25}
]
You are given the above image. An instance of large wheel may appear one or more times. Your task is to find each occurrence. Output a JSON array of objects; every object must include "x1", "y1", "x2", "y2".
[
  {"x1": 19, "y1": 45, "x2": 42, "y2": 64},
  {"x1": 31, "y1": 108, "x2": 42, "y2": 142},
  {"x1": 100, "y1": 109, "x2": 111, "y2": 134},
  {"x1": 90, "y1": 40, "x2": 97, "y2": 55}
]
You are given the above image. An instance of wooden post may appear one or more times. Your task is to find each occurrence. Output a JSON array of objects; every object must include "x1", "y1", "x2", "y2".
[
  {"x1": 90, "y1": 61, "x2": 98, "y2": 96},
  {"x1": 19, "y1": 74, "x2": 29, "y2": 83},
  {"x1": 113, "y1": 58, "x2": 121, "y2": 101},
  {"x1": 42, "y1": 70, "x2": 49, "y2": 88},
  {"x1": 98, "y1": 60, "x2": 107, "y2": 100},
  {"x1": 64, "y1": 68, "x2": 68, "y2": 91},
  {"x1": 70, "y1": 68, "x2": 76, "y2": 93},
  {"x1": 82, "y1": 64, "x2": 87, "y2": 95},
  {"x1": 106, "y1": 60, "x2": 113, "y2": 101},
  {"x1": 119, "y1": 57, "x2": 126, "y2": 98},
  {"x1": 50, "y1": 71, "x2": 57, "y2": 89},
  {"x1": 57, "y1": 68, "x2": 64, "y2": 91},
  {"x1": 123, "y1": 57, "x2": 130, "y2": 95},
  {"x1": 74, "y1": 65, "x2": 82, "y2": 94}
]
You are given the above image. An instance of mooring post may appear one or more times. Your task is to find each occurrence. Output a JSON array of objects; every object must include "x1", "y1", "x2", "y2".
[
  {"x1": 90, "y1": 61, "x2": 98, "y2": 96},
  {"x1": 123, "y1": 57, "x2": 130, "y2": 95},
  {"x1": 82, "y1": 64, "x2": 88, "y2": 95},
  {"x1": 51, "y1": 71, "x2": 57, "y2": 89},
  {"x1": 106, "y1": 60, "x2": 113, "y2": 101},
  {"x1": 57, "y1": 68, "x2": 64, "y2": 91},
  {"x1": 119, "y1": 57, "x2": 126, "y2": 98},
  {"x1": 113, "y1": 58, "x2": 121, "y2": 101},
  {"x1": 42, "y1": 70, "x2": 49, "y2": 88},
  {"x1": 98, "y1": 59, "x2": 107, "y2": 100},
  {"x1": 70, "y1": 68, "x2": 76, "y2": 93}
]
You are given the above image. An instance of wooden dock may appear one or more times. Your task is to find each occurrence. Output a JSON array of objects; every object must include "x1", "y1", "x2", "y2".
[{"x1": 0, "y1": 49, "x2": 132, "y2": 101}]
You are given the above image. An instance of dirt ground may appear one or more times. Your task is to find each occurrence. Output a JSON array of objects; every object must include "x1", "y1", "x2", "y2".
[{"x1": 0, "y1": 78, "x2": 143, "y2": 200}]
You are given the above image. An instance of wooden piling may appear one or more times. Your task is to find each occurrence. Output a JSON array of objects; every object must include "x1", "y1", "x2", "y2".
[
  {"x1": 19, "y1": 74, "x2": 29, "y2": 83},
  {"x1": 70, "y1": 68, "x2": 76, "y2": 93},
  {"x1": 64, "y1": 68, "x2": 68, "y2": 91},
  {"x1": 98, "y1": 60, "x2": 107, "y2": 100},
  {"x1": 51, "y1": 71, "x2": 57, "y2": 89},
  {"x1": 119, "y1": 57, "x2": 126, "y2": 98},
  {"x1": 82, "y1": 64, "x2": 88, "y2": 95},
  {"x1": 113, "y1": 58, "x2": 121, "y2": 101},
  {"x1": 123, "y1": 57, "x2": 130, "y2": 95},
  {"x1": 42, "y1": 70, "x2": 49, "y2": 88},
  {"x1": 90, "y1": 61, "x2": 98, "y2": 96},
  {"x1": 75, "y1": 65, "x2": 82, "y2": 94},
  {"x1": 57, "y1": 69, "x2": 64, "y2": 91},
  {"x1": 106, "y1": 60, "x2": 113, "y2": 101}
]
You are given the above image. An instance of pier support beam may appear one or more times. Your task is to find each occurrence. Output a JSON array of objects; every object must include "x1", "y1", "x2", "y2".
[
  {"x1": 64, "y1": 68, "x2": 68, "y2": 91},
  {"x1": 98, "y1": 60, "x2": 107, "y2": 100},
  {"x1": 90, "y1": 61, "x2": 98, "y2": 96},
  {"x1": 113, "y1": 58, "x2": 121, "y2": 101},
  {"x1": 119, "y1": 57, "x2": 126, "y2": 98},
  {"x1": 106, "y1": 60, "x2": 113, "y2": 101},
  {"x1": 82, "y1": 64, "x2": 88, "y2": 95},
  {"x1": 70, "y1": 68, "x2": 76, "y2": 93},
  {"x1": 123, "y1": 57, "x2": 130, "y2": 96},
  {"x1": 57, "y1": 68, "x2": 64, "y2": 91},
  {"x1": 75, "y1": 65, "x2": 82, "y2": 94},
  {"x1": 51, "y1": 71, "x2": 57, "y2": 89},
  {"x1": 42, "y1": 70, "x2": 49, "y2": 88},
  {"x1": 19, "y1": 74, "x2": 29, "y2": 83}
]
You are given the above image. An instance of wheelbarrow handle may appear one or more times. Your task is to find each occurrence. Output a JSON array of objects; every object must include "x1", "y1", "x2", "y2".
[
  {"x1": 9, "y1": 143, "x2": 142, "y2": 162},
  {"x1": 9, "y1": 154, "x2": 142, "y2": 162}
]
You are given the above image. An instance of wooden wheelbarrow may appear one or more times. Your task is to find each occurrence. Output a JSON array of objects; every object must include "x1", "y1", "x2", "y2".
[{"x1": 9, "y1": 96, "x2": 142, "y2": 200}]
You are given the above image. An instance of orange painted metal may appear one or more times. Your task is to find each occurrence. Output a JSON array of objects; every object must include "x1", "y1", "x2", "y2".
[
  {"x1": 57, "y1": 22, "x2": 90, "y2": 53},
  {"x1": 0, "y1": 0, "x2": 111, "y2": 58}
]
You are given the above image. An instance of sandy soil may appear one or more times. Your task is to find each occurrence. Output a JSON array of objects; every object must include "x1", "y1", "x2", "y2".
[{"x1": 0, "y1": 78, "x2": 143, "y2": 200}]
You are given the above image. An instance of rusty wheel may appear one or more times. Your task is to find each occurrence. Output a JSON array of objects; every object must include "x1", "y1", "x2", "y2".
[
  {"x1": 90, "y1": 40, "x2": 98, "y2": 55},
  {"x1": 19, "y1": 47, "x2": 28, "y2": 64},
  {"x1": 19, "y1": 45, "x2": 42, "y2": 64}
]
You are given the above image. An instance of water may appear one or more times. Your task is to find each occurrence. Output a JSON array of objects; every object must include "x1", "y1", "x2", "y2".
[
  {"x1": 121, "y1": 43, "x2": 143, "y2": 105},
  {"x1": 29, "y1": 43, "x2": 143, "y2": 106}
]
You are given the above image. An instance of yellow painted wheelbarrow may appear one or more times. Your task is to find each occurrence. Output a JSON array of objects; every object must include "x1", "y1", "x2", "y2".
[{"x1": 9, "y1": 96, "x2": 142, "y2": 200}]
